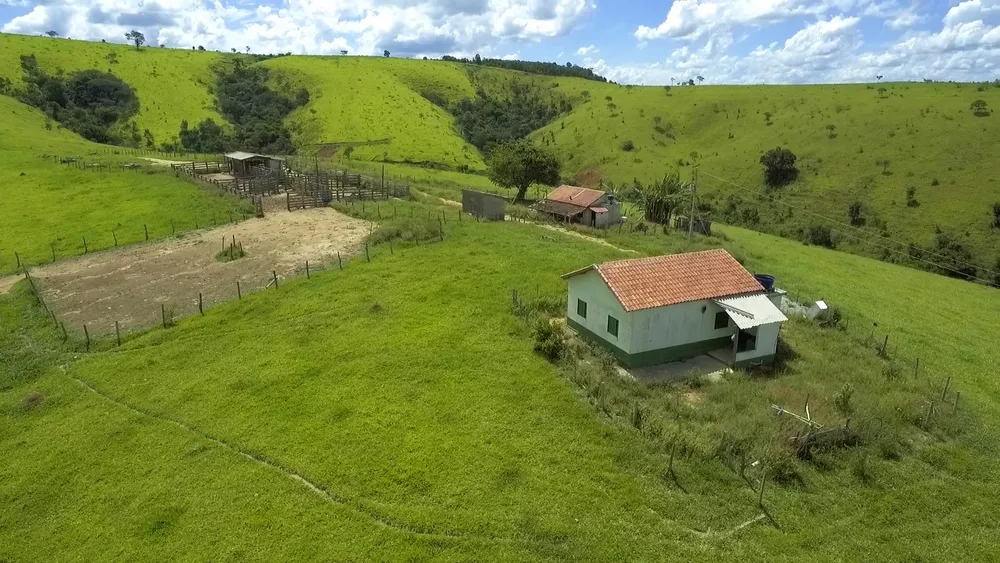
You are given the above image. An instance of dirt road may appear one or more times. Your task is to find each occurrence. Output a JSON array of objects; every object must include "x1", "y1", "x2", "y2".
[{"x1": 10, "y1": 201, "x2": 370, "y2": 334}]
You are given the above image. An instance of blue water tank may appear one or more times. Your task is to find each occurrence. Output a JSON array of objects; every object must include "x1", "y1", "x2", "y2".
[{"x1": 754, "y1": 274, "x2": 776, "y2": 291}]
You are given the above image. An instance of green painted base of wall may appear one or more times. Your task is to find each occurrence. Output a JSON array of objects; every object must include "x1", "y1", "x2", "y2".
[
  {"x1": 734, "y1": 354, "x2": 776, "y2": 369},
  {"x1": 566, "y1": 318, "x2": 734, "y2": 368}
]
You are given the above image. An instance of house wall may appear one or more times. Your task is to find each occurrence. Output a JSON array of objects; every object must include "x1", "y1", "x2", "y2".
[
  {"x1": 626, "y1": 299, "x2": 736, "y2": 366},
  {"x1": 734, "y1": 322, "x2": 780, "y2": 367},
  {"x1": 566, "y1": 270, "x2": 633, "y2": 361}
]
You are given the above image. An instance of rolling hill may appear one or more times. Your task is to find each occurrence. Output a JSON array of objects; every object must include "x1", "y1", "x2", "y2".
[{"x1": 1, "y1": 32, "x2": 997, "y2": 274}]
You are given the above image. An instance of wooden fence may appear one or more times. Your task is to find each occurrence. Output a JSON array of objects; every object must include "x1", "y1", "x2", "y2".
[
  {"x1": 171, "y1": 161, "x2": 281, "y2": 204},
  {"x1": 284, "y1": 167, "x2": 409, "y2": 210}
]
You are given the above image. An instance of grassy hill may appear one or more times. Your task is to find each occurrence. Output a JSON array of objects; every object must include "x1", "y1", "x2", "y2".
[
  {"x1": 0, "y1": 94, "x2": 250, "y2": 273},
  {"x1": 0, "y1": 33, "x2": 223, "y2": 147},
  {"x1": 1, "y1": 32, "x2": 997, "y2": 270},
  {"x1": 3, "y1": 193, "x2": 998, "y2": 560},
  {"x1": 263, "y1": 56, "x2": 482, "y2": 170}
]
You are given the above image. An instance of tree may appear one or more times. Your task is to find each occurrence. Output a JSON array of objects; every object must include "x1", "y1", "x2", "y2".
[
  {"x1": 45, "y1": 30, "x2": 59, "y2": 37},
  {"x1": 663, "y1": 86, "x2": 671, "y2": 96},
  {"x1": 877, "y1": 87, "x2": 887, "y2": 99},
  {"x1": 759, "y1": 147, "x2": 798, "y2": 187},
  {"x1": 971, "y1": 99, "x2": 989, "y2": 116},
  {"x1": 825, "y1": 124, "x2": 837, "y2": 138},
  {"x1": 906, "y1": 186, "x2": 919, "y2": 207},
  {"x1": 848, "y1": 201, "x2": 864, "y2": 226},
  {"x1": 340, "y1": 50, "x2": 348, "y2": 55},
  {"x1": 231, "y1": 48, "x2": 237, "y2": 53},
  {"x1": 696, "y1": 75, "x2": 704, "y2": 84},
  {"x1": 487, "y1": 139, "x2": 560, "y2": 201},
  {"x1": 876, "y1": 75, "x2": 883, "y2": 82},
  {"x1": 246, "y1": 46, "x2": 250, "y2": 54},
  {"x1": 875, "y1": 158, "x2": 891, "y2": 174},
  {"x1": 197, "y1": 45, "x2": 205, "y2": 51},
  {"x1": 383, "y1": 49, "x2": 390, "y2": 58},
  {"x1": 474, "y1": 53, "x2": 482, "y2": 64},
  {"x1": 124, "y1": 30, "x2": 145, "y2": 51},
  {"x1": 687, "y1": 78, "x2": 695, "y2": 86},
  {"x1": 628, "y1": 173, "x2": 690, "y2": 225}
]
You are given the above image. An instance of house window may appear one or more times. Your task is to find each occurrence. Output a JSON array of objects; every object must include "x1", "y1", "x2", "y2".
[
  {"x1": 577, "y1": 299, "x2": 587, "y2": 319},
  {"x1": 607, "y1": 316, "x2": 619, "y2": 337},
  {"x1": 714, "y1": 311, "x2": 729, "y2": 330}
]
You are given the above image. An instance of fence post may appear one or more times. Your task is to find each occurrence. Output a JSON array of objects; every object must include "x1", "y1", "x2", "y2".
[
  {"x1": 914, "y1": 358, "x2": 920, "y2": 378},
  {"x1": 306, "y1": 261, "x2": 310, "y2": 279},
  {"x1": 115, "y1": 321, "x2": 121, "y2": 347},
  {"x1": 161, "y1": 304, "x2": 167, "y2": 329},
  {"x1": 941, "y1": 376, "x2": 951, "y2": 401},
  {"x1": 237, "y1": 280, "x2": 242, "y2": 299},
  {"x1": 757, "y1": 471, "x2": 766, "y2": 508},
  {"x1": 365, "y1": 242, "x2": 370, "y2": 262},
  {"x1": 199, "y1": 293, "x2": 204, "y2": 315},
  {"x1": 171, "y1": 219, "x2": 175, "y2": 235},
  {"x1": 60, "y1": 322, "x2": 68, "y2": 341},
  {"x1": 144, "y1": 224, "x2": 149, "y2": 241},
  {"x1": 954, "y1": 392, "x2": 961, "y2": 414},
  {"x1": 338, "y1": 251, "x2": 343, "y2": 270},
  {"x1": 272, "y1": 270, "x2": 279, "y2": 289},
  {"x1": 112, "y1": 230, "x2": 118, "y2": 247},
  {"x1": 15, "y1": 251, "x2": 21, "y2": 271},
  {"x1": 83, "y1": 324, "x2": 90, "y2": 351},
  {"x1": 82, "y1": 236, "x2": 88, "y2": 254},
  {"x1": 51, "y1": 243, "x2": 56, "y2": 262}
]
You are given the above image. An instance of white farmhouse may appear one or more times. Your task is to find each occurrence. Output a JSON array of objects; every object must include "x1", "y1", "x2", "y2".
[{"x1": 562, "y1": 249, "x2": 788, "y2": 368}]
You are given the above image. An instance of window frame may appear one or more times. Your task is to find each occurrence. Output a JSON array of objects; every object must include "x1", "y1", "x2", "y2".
[
  {"x1": 607, "y1": 315, "x2": 619, "y2": 338},
  {"x1": 577, "y1": 299, "x2": 587, "y2": 319},
  {"x1": 714, "y1": 310, "x2": 730, "y2": 330}
]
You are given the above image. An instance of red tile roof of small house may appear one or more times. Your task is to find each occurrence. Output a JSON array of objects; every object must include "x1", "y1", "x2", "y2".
[
  {"x1": 545, "y1": 185, "x2": 606, "y2": 208},
  {"x1": 562, "y1": 249, "x2": 764, "y2": 312}
]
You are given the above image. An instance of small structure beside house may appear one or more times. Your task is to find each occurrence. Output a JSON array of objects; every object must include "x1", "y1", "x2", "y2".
[
  {"x1": 535, "y1": 185, "x2": 621, "y2": 227},
  {"x1": 224, "y1": 152, "x2": 285, "y2": 177},
  {"x1": 462, "y1": 189, "x2": 506, "y2": 221},
  {"x1": 562, "y1": 249, "x2": 787, "y2": 369}
]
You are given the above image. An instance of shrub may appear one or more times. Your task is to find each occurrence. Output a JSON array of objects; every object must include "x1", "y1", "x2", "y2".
[
  {"x1": 759, "y1": 147, "x2": 798, "y2": 187},
  {"x1": 620, "y1": 139, "x2": 635, "y2": 151},
  {"x1": 931, "y1": 178, "x2": 940, "y2": 186},
  {"x1": 20, "y1": 391, "x2": 44, "y2": 411},
  {"x1": 992, "y1": 202, "x2": 1000, "y2": 228},
  {"x1": 532, "y1": 317, "x2": 566, "y2": 361},
  {"x1": 852, "y1": 453, "x2": 874, "y2": 483},
  {"x1": 819, "y1": 306, "x2": 842, "y2": 329},
  {"x1": 906, "y1": 186, "x2": 919, "y2": 207},
  {"x1": 834, "y1": 383, "x2": 855, "y2": 415},
  {"x1": 806, "y1": 224, "x2": 835, "y2": 248},
  {"x1": 848, "y1": 201, "x2": 864, "y2": 226}
]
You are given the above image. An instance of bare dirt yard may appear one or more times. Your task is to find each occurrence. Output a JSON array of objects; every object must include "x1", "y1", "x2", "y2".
[{"x1": 5, "y1": 197, "x2": 370, "y2": 335}]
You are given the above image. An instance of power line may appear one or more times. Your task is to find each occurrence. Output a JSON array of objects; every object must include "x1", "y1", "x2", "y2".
[{"x1": 700, "y1": 170, "x2": 998, "y2": 285}]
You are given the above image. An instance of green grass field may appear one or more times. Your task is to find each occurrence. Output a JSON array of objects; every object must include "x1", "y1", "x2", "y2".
[
  {"x1": 3, "y1": 191, "x2": 998, "y2": 560},
  {"x1": 0, "y1": 94, "x2": 251, "y2": 273}
]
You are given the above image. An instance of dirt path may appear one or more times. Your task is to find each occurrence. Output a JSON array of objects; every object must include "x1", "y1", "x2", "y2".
[
  {"x1": 22, "y1": 201, "x2": 369, "y2": 334},
  {"x1": 142, "y1": 157, "x2": 190, "y2": 166}
]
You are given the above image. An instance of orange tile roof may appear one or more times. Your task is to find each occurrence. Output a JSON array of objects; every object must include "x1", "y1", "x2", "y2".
[
  {"x1": 546, "y1": 185, "x2": 606, "y2": 208},
  {"x1": 563, "y1": 249, "x2": 764, "y2": 311}
]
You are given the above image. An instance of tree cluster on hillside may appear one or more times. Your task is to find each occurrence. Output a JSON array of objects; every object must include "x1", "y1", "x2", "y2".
[
  {"x1": 441, "y1": 55, "x2": 608, "y2": 82},
  {"x1": 178, "y1": 59, "x2": 308, "y2": 154},
  {"x1": 760, "y1": 147, "x2": 798, "y2": 187},
  {"x1": 14, "y1": 54, "x2": 139, "y2": 144},
  {"x1": 451, "y1": 82, "x2": 565, "y2": 153}
]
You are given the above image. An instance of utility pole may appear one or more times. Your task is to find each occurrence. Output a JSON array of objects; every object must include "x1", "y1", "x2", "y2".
[{"x1": 688, "y1": 167, "x2": 699, "y2": 242}]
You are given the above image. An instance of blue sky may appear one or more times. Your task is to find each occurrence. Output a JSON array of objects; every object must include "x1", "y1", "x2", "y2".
[{"x1": 1, "y1": 0, "x2": 998, "y2": 84}]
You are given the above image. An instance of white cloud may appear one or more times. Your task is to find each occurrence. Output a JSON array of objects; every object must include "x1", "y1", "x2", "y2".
[
  {"x1": 576, "y1": 44, "x2": 598, "y2": 55},
  {"x1": 1, "y1": 0, "x2": 596, "y2": 57},
  {"x1": 944, "y1": 0, "x2": 1000, "y2": 27},
  {"x1": 635, "y1": 0, "x2": 845, "y2": 41}
]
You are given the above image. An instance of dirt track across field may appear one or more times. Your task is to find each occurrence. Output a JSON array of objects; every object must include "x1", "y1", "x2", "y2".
[{"x1": 7, "y1": 198, "x2": 370, "y2": 335}]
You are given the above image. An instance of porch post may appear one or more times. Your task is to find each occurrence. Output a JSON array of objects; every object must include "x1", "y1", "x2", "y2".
[{"x1": 730, "y1": 328, "x2": 739, "y2": 368}]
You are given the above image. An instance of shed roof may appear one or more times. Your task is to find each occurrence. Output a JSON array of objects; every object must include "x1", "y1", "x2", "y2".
[
  {"x1": 545, "y1": 185, "x2": 606, "y2": 208},
  {"x1": 225, "y1": 151, "x2": 262, "y2": 161},
  {"x1": 562, "y1": 249, "x2": 765, "y2": 312},
  {"x1": 536, "y1": 199, "x2": 587, "y2": 217},
  {"x1": 715, "y1": 293, "x2": 788, "y2": 329}
]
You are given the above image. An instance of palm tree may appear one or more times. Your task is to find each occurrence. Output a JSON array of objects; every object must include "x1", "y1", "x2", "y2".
[{"x1": 626, "y1": 174, "x2": 691, "y2": 225}]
